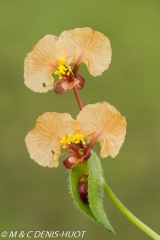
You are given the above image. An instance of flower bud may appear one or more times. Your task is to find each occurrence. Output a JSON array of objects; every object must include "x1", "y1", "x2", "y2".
[
  {"x1": 78, "y1": 174, "x2": 89, "y2": 204},
  {"x1": 74, "y1": 74, "x2": 85, "y2": 90},
  {"x1": 54, "y1": 82, "x2": 68, "y2": 94},
  {"x1": 63, "y1": 155, "x2": 81, "y2": 169}
]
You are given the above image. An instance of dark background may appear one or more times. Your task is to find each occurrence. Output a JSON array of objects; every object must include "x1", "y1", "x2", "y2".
[{"x1": 0, "y1": 1, "x2": 160, "y2": 239}]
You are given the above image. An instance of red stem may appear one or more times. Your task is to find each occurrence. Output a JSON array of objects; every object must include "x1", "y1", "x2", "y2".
[
  {"x1": 72, "y1": 63, "x2": 84, "y2": 110},
  {"x1": 73, "y1": 87, "x2": 84, "y2": 110}
]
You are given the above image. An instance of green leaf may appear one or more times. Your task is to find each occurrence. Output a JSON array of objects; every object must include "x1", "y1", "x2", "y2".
[{"x1": 88, "y1": 152, "x2": 115, "y2": 233}]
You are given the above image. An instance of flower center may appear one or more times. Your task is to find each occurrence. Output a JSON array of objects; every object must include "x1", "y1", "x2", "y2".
[
  {"x1": 61, "y1": 133, "x2": 91, "y2": 169},
  {"x1": 54, "y1": 58, "x2": 74, "y2": 80},
  {"x1": 60, "y1": 133, "x2": 86, "y2": 149}
]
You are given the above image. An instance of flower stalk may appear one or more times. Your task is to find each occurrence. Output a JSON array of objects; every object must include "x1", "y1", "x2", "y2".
[
  {"x1": 103, "y1": 181, "x2": 160, "y2": 240},
  {"x1": 73, "y1": 87, "x2": 84, "y2": 110}
]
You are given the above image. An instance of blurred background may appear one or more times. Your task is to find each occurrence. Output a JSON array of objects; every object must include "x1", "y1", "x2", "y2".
[{"x1": 0, "y1": 1, "x2": 160, "y2": 239}]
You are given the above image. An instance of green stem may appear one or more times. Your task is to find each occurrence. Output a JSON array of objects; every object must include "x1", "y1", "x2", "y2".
[{"x1": 103, "y1": 181, "x2": 160, "y2": 240}]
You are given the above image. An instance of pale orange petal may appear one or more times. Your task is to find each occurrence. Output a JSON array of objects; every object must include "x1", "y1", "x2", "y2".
[
  {"x1": 56, "y1": 27, "x2": 112, "y2": 76},
  {"x1": 24, "y1": 35, "x2": 58, "y2": 93},
  {"x1": 25, "y1": 112, "x2": 80, "y2": 168},
  {"x1": 77, "y1": 102, "x2": 126, "y2": 158}
]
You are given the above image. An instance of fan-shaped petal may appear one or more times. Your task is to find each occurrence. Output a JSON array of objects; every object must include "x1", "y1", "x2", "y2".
[
  {"x1": 77, "y1": 102, "x2": 126, "y2": 158},
  {"x1": 24, "y1": 35, "x2": 58, "y2": 93},
  {"x1": 56, "y1": 28, "x2": 112, "y2": 76},
  {"x1": 25, "y1": 112, "x2": 80, "y2": 167}
]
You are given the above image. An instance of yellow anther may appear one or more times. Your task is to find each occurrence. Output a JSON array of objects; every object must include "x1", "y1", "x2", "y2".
[
  {"x1": 68, "y1": 134, "x2": 73, "y2": 138},
  {"x1": 54, "y1": 58, "x2": 73, "y2": 80},
  {"x1": 58, "y1": 65, "x2": 66, "y2": 74},
  {"x1": 60, "y1": 58, "x2": 66, "y2": 64},
  {"x1": 60, "y1": 134, "x2": 86, "y2": 148}
]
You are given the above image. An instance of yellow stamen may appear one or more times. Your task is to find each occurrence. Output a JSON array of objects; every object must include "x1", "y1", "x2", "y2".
[
  {"x1": 60, "y1": 134, "x2": 86, "y2": 148},
  {"x1": 54, "y1": 58, "x2": 73, "y2": 80}
]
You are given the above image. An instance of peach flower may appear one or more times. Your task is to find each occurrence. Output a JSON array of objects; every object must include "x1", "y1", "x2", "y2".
[
  {"x1": 24, "y1": 28, "x2": 112, "y2": 93},
  {"x1": 25, "y1": 102, "x2": 126, "y2": 169}
]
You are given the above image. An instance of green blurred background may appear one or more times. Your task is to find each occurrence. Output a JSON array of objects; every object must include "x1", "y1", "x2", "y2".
[{"x1": 1, "y1": 1, "x2": 160, "y2": 239}]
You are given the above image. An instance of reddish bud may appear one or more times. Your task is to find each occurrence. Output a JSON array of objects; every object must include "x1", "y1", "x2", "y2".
[
  {"x1": 74, "y1": 74, "x2": 85, "y2": 90},
  {"x1": 63, "y1": 155, "x2": 81, "y2": 169},
  {"x1": 78, "y1": 181, "x2": 89, "y2": 204},
  {"x1": 54, "y1": 82, "x2": 68, "y2": 94}
]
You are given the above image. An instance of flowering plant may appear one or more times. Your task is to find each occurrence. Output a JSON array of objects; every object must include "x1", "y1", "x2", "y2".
[{"x1": 24, "y1": 27, "x2": 160, "y2": 239}]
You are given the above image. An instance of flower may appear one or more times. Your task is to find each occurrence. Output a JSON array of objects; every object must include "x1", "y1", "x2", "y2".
[
  {"x1": 25, "y1": 102, "x2": 126, "y2": 169},
  {"x1": 24, "y1": 28, "x2": 112, "y2": 93}
]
